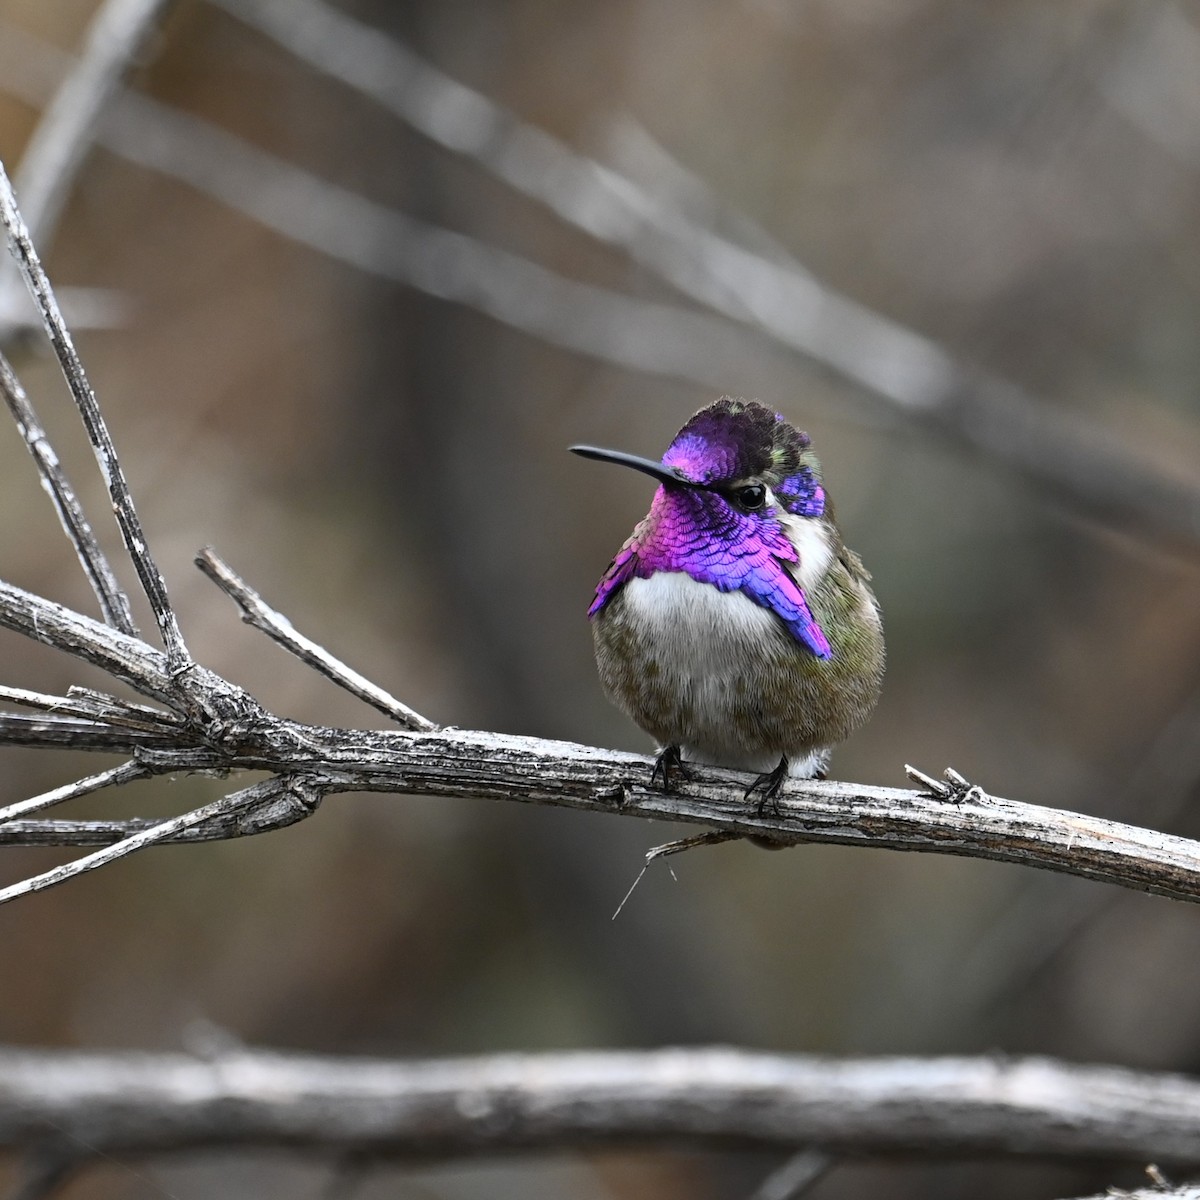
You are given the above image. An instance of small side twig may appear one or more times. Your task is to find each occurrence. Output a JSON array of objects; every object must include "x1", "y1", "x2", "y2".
[
  {"x1": 0, "y1": 805, "x2": 318, "y2": 847},
  {"x1": 0, "y1": 775, "x2": 322, "y2": 905},
  {"x1": 905, "y1": 763, "x2": 989, "y2": 805},
  {"x1": 0, "y1": 685, "x2": 174, "y2": 732},
  {"x1": 195, "y1": 547, "x2": 438, "y2": 732},
  {"x1": 0, "y1": 715, "x2": 178, "y2": 752},
  {"x1": 613, "y1": 830, "x2": 739, "y2": 919},
  {"x1": 0, "y1": 760, "x2": 148, "y2": 825},
  {"x1": 0, "y1": 349, "x2": 135, "y2": 633}
]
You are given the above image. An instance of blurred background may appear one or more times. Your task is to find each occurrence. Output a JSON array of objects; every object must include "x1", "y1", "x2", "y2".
[{"x1": 1, "y1": 1, "x2": 1200, "y2": 1197}]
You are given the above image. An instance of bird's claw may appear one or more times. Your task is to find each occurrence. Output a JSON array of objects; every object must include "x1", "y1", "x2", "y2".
[
  {"x1": 745, "y1": 756, "x2": 789, "y2": 817},
  {"x1": 651, "y1": 745, "x2": 685, "y2": 792}
]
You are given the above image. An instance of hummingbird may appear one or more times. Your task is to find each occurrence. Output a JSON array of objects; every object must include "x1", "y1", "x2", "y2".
[{"x1": 572, "y1": 397, "x2": 884, "y2": 808}]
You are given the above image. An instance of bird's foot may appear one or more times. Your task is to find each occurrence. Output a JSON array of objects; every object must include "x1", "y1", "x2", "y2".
[
  {"x1": 650, "y1": 744, "x2": 685, "y2": 792},
  {"x1": 744, "y1": 755, "x2": 789, "y2": 817}
]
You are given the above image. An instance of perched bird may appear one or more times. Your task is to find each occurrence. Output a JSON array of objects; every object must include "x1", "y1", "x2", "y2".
[{"x1": 572, "y1": 397, "x2": 884, "y2": 805}]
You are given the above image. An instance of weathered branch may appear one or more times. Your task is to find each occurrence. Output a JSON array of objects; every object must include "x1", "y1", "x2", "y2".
[
  {"x1": 0, "y1": 761, "x2": 146, "y2": 824},
  {"x1": 0, "y1": 578, "x2": 172, "y2": 701},
  {"x1": 2, "y1": 1047, "x2": 1200, "y2": 1166},
  {"x1": 0, "y1": 806, "x2": 318, "y2": 848},
  {"x1": 4, "y1": 555, "x2": 1200, "y2": 903}
]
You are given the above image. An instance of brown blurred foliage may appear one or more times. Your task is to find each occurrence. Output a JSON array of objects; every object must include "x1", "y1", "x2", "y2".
[{"x1": 1, "y1": 1, "x2": 1200, "y2": 1197}]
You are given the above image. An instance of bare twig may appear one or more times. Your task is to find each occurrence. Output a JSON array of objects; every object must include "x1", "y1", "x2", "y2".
[
  {"x1": 0, "y1": 161, "x2": 189, "y2": 667},
  {"x1": 0, "y1": 714, "x2": 178, "y2": 752},
  {"x1": 2, "y1": 1048, "x2": 1200, "y2": 1165},
  {"x1": 646, "y1": 830, "x2": 741, "y2": 860},
  {"x1": 216, "y1": 0, "x2": 1200, "y2": 554},
  {"x1": 0, "y1": 685, "x2": 174, "y2": 729},
  {"x1": 0, "y1": 760, "x2": 147, "y2": 825},
  {"x1": 0, "y1": 775, "x2": 321, "y2": 905},
  {"x1": 195, "y1": 548, "x2": 437, "y2": 732},
  {"x1": 0, "y1": 348, "x2": 136, "y2": 632},
  {"x1": 0, "y1": 806, "x2": 319, "y2": 848}
]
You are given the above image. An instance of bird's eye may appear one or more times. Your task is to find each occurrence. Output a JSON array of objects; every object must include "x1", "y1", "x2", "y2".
[{"x1": 734, "y1": 484, "x2": 767, "y2": 511}]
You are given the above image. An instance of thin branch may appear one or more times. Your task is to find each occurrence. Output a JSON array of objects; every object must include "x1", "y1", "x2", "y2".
[
  {"x1": 0, "y1": 162, "x2": 189, "y2": 667},
  {"x1": 0, "y1": 804, "x2": 320, "y2": 847},
  {"x1": 0, "y1": 348, "x2": 136, "y2": 633},
  {"x1": 0, "y1": 685, "x2": 173, "y2": 728},
  {"x1": 0, "y1": 760, "x2": 147, "y2": 825},
  {"x1": 598, "y1": 112, "x2": 802, "y2": 264},
  {"x1": 0, "y1": 715, "x2": 178, "y2": 751},
  {"x1": 217, "y1": 0, "x2": 1200, "y2": 555},
  {"x1": 0, "y1": 776, "x2": 322, "y2": 905},
  {"x1": 195, "y1": 548, "x2": 437, "y2": 732},
  {"x1": 3, "y1": 1048, "x2": 1200, "y2": 1164}
]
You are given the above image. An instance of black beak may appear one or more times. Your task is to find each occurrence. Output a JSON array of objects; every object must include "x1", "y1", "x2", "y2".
[{"x1": 569, "y1": 445, "x2": 700, "y2": 488}]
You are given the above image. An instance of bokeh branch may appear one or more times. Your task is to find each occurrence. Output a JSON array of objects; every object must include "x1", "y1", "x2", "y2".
[
  {"x1": 2, "y1": 10, "x2": 1199, "y2": 554},
  {"x1": 217, "y1": 0, "x2": 1200, "y2": 555},
  {"x1": 3, "y1": 1047, "x2": 1200, "y2": 1167},
  {"x1": 10, "y1": 0, "x2": 174, "y2": 253},
  {"x1": 0, "y1": 0, "x2": 172, "y2": 340}
]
